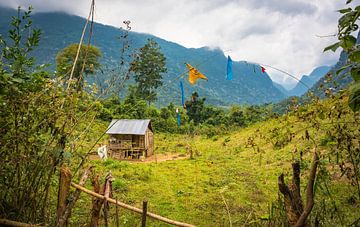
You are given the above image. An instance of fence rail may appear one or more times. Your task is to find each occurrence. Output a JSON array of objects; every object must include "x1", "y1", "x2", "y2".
[{"x1": 71, "y1": 182, "x2": 196, "y2": 227}]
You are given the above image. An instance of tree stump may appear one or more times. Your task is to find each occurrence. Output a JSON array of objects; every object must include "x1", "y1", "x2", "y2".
[{"x1": 278, "y1": 152, "x2": 319, "y2": 227}]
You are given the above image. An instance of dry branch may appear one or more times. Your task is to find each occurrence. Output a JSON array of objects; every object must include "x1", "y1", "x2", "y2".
[
  {"x1": 71, "y1": 182, "x2": 196, "y2": 227},
  {"x1": 278, "y1": 151, "x2": 319, "y2": 227},
  {"x1": 295, "y1": 152, "x2": 319, "y2": 227}
]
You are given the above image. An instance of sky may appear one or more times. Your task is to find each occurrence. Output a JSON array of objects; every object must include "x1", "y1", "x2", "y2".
[{"x1": 0, "y1": 0, "x2": 351, "y2": 89}]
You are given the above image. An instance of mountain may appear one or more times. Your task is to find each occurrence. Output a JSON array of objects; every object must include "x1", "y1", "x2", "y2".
[
  {"x1": 287, "y1": 66, "x2": 331, "y2": 96},
  {"x1": 305, "y1": 31, "x2": 360, "y2": 98},
  {"x1": 0, "y1": 7, "x2": 285, "y2": 105},
  {"x1": 272, "y1": 82, "x2": 289, "y2": 96},
  {"x1": 273, "y1": 31, "x2": 359, "y2": 114}
]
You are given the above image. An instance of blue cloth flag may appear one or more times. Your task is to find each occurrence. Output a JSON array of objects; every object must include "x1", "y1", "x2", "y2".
[
  {"x1": 180, "y1": 81, "x2": 185, "y2": 107},
  {"x1": 177, "y1": 112, "x2": 181, "y2": 126},
  {"x1": 226, "y1": 56, "x2": 233, "y2": 80}
]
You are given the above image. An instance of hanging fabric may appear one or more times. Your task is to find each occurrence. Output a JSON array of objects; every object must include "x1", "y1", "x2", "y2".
[
  {"x1": 176, "y1": 108, "x2": 181, "y2": 126},
  {"x1": 180, "y1": 81, "x2": 186, "y2": 108},
  {"x1": 261, "y1": 66, "x2": 266, "y2": 73},
  {"x1": 185, "y1": 63, "x2": 208, "y2": 85},
  {"x1": 226, "y1": 55, "x2": 233, "y2": 80}
]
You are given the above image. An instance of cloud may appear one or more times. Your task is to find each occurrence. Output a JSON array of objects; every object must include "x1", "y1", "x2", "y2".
[
  {"x1": 0, "y1": 0, "x2": 346, "y2": 86},
  {"x1": 243, "y1": 0, "x2": 318, "y2": 16}
]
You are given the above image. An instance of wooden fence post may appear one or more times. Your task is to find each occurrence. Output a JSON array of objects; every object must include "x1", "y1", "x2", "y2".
[
  {"x1": 56, "y1": 165, "x2": 72, "y2": 227},
  {"x1": 103, "y1": 172, "x2": 114, "y2": 227},
  {"x1": 115, "y1": 197, "x2": 119, "y2": 227},
  {"x1": 71, "y1": 182, "x2": 196, "y2": 227},
  {"x1": 90, "y1": 174, "x2": 103, "y2": 227},
  {"x1": 57, "y1": 166, "x2": 92, "y2": 227},
  {"x1": 142, "y1": 198, "x2": 148, "y2": 227}
]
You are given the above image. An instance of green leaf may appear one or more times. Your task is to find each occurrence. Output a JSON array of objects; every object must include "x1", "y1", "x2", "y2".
[
  {"x1": 12, "y1": 77, "x2": 24, "y2": 83},
  {"x1": 340, "y1": 35, "x2": 357, "y2": 51},
  {"x1": 339, "y1": 11, "x2": 357, "y2": 29},
  {"x1": 336, "y1": 64, "x2": 351, "y2": 75},
  {"x1": 338, "y1": 8, "x2": 352, "y2": 14},
  {"x1": 350, "y1": 67, "x2": 360, "y2": 81},
  {"x1": 348, "y1": 83, "x2": 360, "y2": 112},
  {"x1": 348, "y1": 48, "x2": 360, "y2": 62},
  {"x1": 324, "y1": 42, "x2": 340, "y2": 52}
]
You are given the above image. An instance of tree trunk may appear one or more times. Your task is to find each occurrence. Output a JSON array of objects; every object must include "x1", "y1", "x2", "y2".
[{"x1": 278, "y1": 151, "x2": 319, "y2": 227}]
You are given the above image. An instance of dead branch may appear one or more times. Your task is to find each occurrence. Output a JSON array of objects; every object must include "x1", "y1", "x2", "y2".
[
  {"x1": 278, "y1": 151, "x2": 319, "y2": 227},
  {"x1": 220, "y1": 192, "x2": 232, "y2": 227},
  {"x1": 295, "y1": 152, "x2": 319, "y2": 227}
]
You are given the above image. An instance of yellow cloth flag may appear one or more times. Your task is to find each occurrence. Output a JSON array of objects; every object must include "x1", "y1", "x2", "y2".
[{"x1": 185, "y1": 63, "x2": 208, "y2": 85}]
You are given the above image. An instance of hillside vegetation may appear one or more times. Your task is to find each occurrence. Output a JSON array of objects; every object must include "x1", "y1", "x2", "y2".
[
  {"x1": 0, "y1": 6, "x2": 285, "y2": 106},
  {"x1": 68, "y1": 92, "x2": 359, "y2": 226},
  {"x1": 0, "y1": 3, "x2": 359, "y2": 227}
]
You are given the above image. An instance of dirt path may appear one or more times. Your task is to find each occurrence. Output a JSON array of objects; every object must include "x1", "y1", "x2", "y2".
[
  {"x1": 89, "y1": 152, "x2": 189, "y2": 163},
  {"x1": 140, "y1": 152, "x2": 188, "y2": 163}
]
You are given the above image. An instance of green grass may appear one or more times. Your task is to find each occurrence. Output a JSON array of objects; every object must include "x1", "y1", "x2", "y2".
[
  {"x1": 70, "y1": 121, "x2": 292, "y2": 226},
  {"x1": 68, "y1": 97, "x2": 359, "y2": 226}
]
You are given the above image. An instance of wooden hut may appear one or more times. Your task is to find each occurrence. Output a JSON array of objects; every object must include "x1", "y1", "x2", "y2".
[{"x1": 106, "y1": 119, "x2": 154, "y2": 160}]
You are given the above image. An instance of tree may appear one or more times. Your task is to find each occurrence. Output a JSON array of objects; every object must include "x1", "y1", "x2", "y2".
[
  {"x1": 324, "y1": 0, "x2": 360, "y2": 111},
  {"x1": 0, "y1": 6, "x2": 62, "y2": 223},
  {"x1": 228, "y1": 105, "x2": 246, "y2": 127},
  {"x1": 130, "y1": 38, "x2": 167, "y2": 104},
  {"x1": 185, "y1": 92, "x2": 206, "y2": 125},
  {"x1": 56, "y1": 43, "x2": 102, "y2": 89},
  {"x1": 0, "y1": 6, "x2": 43, "y2": 95}
]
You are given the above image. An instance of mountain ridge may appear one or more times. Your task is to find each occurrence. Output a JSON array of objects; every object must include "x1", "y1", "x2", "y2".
[
  {"x1": 0, "y1": 7, "x2": 287, "y2": 105},
  {"x1": 287, "y1": 65, "x2": 331, "y2": 96}
]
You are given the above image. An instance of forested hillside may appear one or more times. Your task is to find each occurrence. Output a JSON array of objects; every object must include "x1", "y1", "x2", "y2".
[
  {"x1": 287, "y1": 66, "x2": 331, "y2": 96},
  {"x1": 0, "y1": 6, "x2": 285, "y2": 106}
]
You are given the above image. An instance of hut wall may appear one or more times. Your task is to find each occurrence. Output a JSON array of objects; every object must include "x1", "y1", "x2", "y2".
[
  {"x1": 145, "y1": 129, "x2": 154, "y2": 157},
  {"x1": 132, "y1": 135, "x2": 145, "y2": 149},
  {"x1": 108, "y1": 123, "x2": 153, "y2": 159}
]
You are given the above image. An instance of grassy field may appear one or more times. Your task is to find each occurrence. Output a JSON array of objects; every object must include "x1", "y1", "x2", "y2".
[{"x1": 67, "y1": 97, "x2": 359, "y2": 226}]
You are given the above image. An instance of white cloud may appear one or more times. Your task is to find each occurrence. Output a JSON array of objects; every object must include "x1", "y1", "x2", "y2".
[{"x1": 0, "y1": 0, "x2": 348, "y2": 86}]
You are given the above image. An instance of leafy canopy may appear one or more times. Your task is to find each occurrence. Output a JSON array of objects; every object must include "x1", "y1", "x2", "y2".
[
  {"x1": 0, "y1": 6, "x2": 44, "y2": 94},
  {"x1": 56, "y1": 43, "x2": 102, "y2": 88},
  {"x1": 130, "y1": 38, "x2": 167, "y2": 104},
  {"x1": 324, "y1": 0, "x2": 360, "y2": 111}
]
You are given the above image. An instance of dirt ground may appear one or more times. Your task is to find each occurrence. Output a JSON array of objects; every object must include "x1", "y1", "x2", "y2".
[
  {"x1": 141, "y1": 152, "x2": 188, "y2": 163},
  {"x1": 89, "y1": 152, "x2": 189, "y2": 163}
]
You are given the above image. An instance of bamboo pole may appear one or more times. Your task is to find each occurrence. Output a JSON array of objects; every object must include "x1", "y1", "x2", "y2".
[
  {"x1": 115, "y1": 197, "x2": 119, "y2": 227},
  {"x1": 0, "y1": 219, "x2": 41, "y2": 227},
  {"x1": 71, "y1": 182, "x2": 196, "y2": 227},
  {"x1": 142, "y1": 199, "x2": 148, "y2": 227}
]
